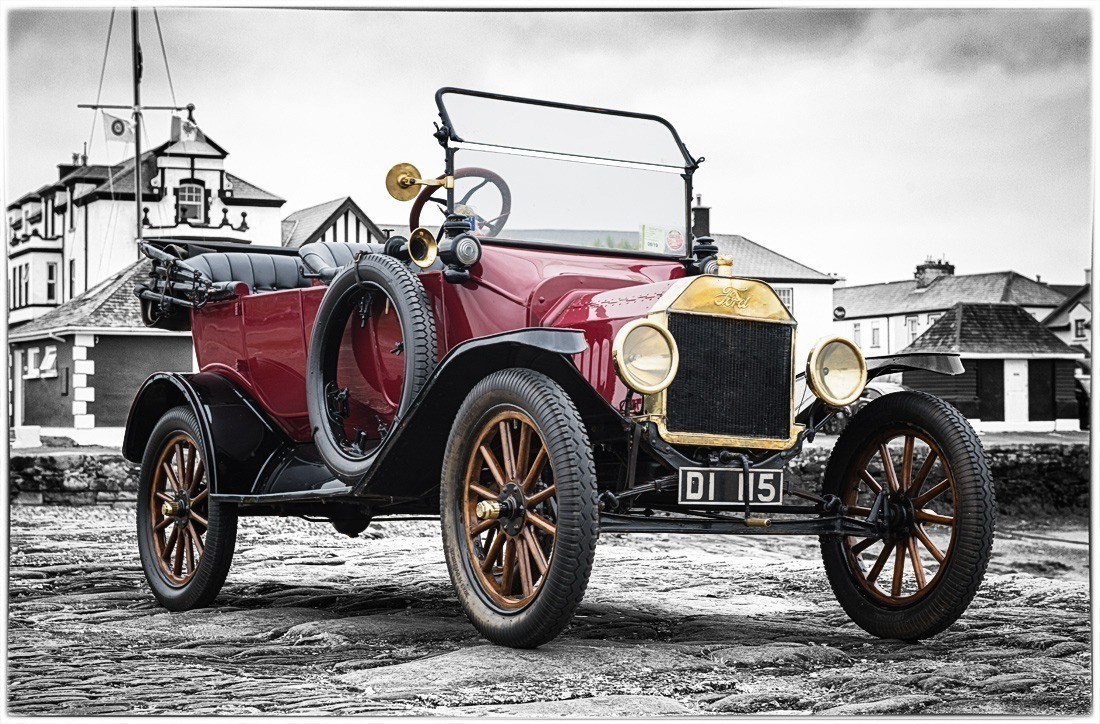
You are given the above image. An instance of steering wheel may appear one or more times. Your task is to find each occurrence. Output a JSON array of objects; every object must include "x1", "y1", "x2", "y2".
[{"x1": 409, "y1": 167, "x2": 512, "y2": 238}]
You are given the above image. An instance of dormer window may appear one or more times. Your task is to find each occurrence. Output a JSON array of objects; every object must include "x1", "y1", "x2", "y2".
[{"x1": 177, "y1": 182, "x2": 205, "y2": 224}]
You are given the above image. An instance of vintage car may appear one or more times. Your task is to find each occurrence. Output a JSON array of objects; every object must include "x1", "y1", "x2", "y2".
[{"x1": 125, "y1": 88, "x2": 995, "y2": 648}]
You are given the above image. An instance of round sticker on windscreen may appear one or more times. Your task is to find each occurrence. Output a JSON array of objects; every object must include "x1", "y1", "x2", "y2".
[{"x1": 666, "y1": 229, "x2": 684, "y2": 252}]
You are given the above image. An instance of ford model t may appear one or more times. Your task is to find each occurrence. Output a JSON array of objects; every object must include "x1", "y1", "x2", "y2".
[{"x1": 126, "y1": 88, "x2": 995, "y2": 648}]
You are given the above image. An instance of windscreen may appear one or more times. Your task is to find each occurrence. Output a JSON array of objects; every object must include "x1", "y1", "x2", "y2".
[{"x1": 438, "y1": 90, "x2": 692, "y2": 257}]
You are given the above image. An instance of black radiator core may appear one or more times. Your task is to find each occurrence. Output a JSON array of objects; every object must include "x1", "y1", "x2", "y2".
[{"x1": 665, "y1": 313, "x2": 793, "y2": 439}]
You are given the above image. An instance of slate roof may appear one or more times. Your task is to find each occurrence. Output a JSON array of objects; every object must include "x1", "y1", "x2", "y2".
[
  {"x1": 712, "y1": 234, "x2": 834, "y2": 283},
  {"x1": 225, "y1": 174, "x2": 284, "y2": 204},
  {"x1": 901, "y1": 303, "x2": 1082, "y2": 357},
  {"x1": 834, "y1": 271, "x2": 1066, "y2": 320},
  {"x1": 282, "y1": 198, "x2": 347, "y2": 247},
  {"x1": 370, "y1": 226, "x2": 835, "y2": 283},
  {"x1": 281, "y1": 197, "x2": 385, "y2": 248},
  {"x1": 8, "y1": 260, "x2": 152, "y2": 340}
]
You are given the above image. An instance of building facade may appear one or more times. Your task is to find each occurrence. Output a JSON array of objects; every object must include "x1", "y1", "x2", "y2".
[
  {"x1": 7, "y1": 115, "x2": 286, "y2": 326},
  {"x1": 899, "y1": 303, "x2": 1084, "y2": 432},
  {"x1": 832, "y1": 258, "x2": 1067, "y2": 357},
  {"x1": 7, "y1": 116, "x2": 287, "y2": 444}
]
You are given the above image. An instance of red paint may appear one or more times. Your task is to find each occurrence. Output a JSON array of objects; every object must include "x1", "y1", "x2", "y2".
[{"x1": 191, "y1": 242, "x2": 686, "y2": 442}]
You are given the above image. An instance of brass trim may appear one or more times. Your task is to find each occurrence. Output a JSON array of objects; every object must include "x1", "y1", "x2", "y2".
[
  {"x1": 408, "y1": 227, "x2": 439, "y2": 269},
  {"x1": 386, "y1": 162, "x2": 454, "y2": 201},
  {"x1": 639, "y1": 273, "x2": 801, "y2": 451},
  {"x1": 475, "y1": 500, "x2": 502, "y2": 521},
  {"x1": 612, "y1": 318, "x2": 680, "y2": 395},
  {"x1": 805, "y1": 335, "x2": 868, "y2": 407}
]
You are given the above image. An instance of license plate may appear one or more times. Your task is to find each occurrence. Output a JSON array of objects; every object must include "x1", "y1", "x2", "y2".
[{"x1": 678, "y1": 467, "x2": 785, "y2": 507}]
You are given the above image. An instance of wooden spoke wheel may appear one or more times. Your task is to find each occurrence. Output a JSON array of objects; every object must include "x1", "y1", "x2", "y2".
[
  {"x1": 840, "y1": 428, "x2": 956, "y2": 605},
  {"x1": 441, "y1": 369, "x2": 598, "y2": 649},
  {"x1": 821, "y1": 391, "x2": 995, "y2": 641},
  {"x1": 137, "y1": 406, "x2": 237, "y2": 611},
  {"x1": 463, "y1": 410, "x2": 557, "y2": 609},
  {"x1": 149, "y1": 433, "x2": 210, "y2": 586}
]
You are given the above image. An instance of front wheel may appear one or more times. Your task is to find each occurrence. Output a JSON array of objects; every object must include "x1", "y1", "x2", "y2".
[
  {"x1": 440, "y1": 369, "x2": 598, "y2": 648},
  {"x1": 820, "y1": 391, "x2": 995, "y2": 640},
  {"x1": 137, "y1": 406, "x2": 238, "y2": 610}
]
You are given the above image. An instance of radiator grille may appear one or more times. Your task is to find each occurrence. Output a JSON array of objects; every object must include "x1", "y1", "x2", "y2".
[{"x1": 665, "y1": 313, "x2": 793, "y2": 440}]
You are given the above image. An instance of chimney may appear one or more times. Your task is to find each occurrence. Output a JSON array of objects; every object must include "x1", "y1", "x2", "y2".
[
  {"x1": 691, "y1": 193, "x2": 710, "y2": 238},
  {"x1": 914, "y1": 256, "x2": 954, "y2": 288},
  {"x1": 1086, "y1": 268, "x2": 1092, "y2": 285},
  {"x1": 80, "y1": 143, "x2": 88, "y2": 166},
  {"x1": 72, "y1": 152, "x2": 80, "y2": 165}
]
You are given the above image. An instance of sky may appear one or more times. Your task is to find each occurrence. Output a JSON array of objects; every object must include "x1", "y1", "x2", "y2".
[{"x1": 5, "y1": 6, "x2": 1093, "y2": 286}]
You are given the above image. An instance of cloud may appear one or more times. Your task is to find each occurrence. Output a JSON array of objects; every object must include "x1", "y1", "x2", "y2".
[{"x1": 865, "y1": 9, "x2": 1090, "y2": 74}]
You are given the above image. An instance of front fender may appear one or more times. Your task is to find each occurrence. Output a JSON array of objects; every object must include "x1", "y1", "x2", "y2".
[
  {"x1": 352, "y1": 327, "x2": 624, "y2": 502},
  {"x1": 123, "y1": 371, "x2": 292, "y2": 496}
]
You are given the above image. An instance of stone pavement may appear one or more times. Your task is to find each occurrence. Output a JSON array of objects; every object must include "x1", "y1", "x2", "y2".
[{"x1": 7, "y1": 507, "x2": 1091, "y2": 716}]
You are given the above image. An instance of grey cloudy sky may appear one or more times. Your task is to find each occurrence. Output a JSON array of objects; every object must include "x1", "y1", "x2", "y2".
[{"x1": 5, "y1": 7, "x2": 1093, "y2": 285}]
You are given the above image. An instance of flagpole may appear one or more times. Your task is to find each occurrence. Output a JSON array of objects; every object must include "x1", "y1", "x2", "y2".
[{"x1": 131, "y1": 7, "x2": 143, "y2": 245}]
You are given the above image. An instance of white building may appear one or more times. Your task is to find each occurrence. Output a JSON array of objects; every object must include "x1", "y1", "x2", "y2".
[
  {"x1": 7, "y1": 115, "x2": 286, "y2": 326},
  {"x1": 832, "y1": 258, "x2": 1067, "y2": 357}
]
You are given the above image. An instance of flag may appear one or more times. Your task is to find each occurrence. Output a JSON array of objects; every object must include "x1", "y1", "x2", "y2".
[
  {"x1": 171, "y1": 114, "x2": 205, "y2": 143},
  {"x1": 103, "y1": 112, "x2": 135, "y2": 143}
]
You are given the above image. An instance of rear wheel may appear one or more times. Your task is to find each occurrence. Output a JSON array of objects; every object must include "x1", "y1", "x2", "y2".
[
  {"x1": 820, "y1": 391, "x2": 995, "y2": 640},
  {"x1": 137, "y1": 406, "x2": 237, "y2": 611},
  {"x1": 440, "y1": 369, "x2": 598, "y2": 648}
]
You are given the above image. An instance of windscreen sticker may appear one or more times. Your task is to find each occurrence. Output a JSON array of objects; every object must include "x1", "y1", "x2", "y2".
[{"x1": 641, "y1": 224, "x2": 685, "y2": 254}]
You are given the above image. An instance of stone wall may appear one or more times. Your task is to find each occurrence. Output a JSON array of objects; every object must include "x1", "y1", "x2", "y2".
[
  {"x1": 8, "y1": 451, "x2": 141, "y2": 506},
  {"x1": 7, "y1": 442, "x2": 1091, "y2": 515}
]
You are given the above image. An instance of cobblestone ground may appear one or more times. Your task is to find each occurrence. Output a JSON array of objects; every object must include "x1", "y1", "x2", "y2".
[{"x1": 7, "y1": 506, "x2": 1091, "y2": 716}]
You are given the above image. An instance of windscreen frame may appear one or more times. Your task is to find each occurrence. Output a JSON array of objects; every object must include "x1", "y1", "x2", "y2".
[{"x1": 434, "y1": 87, "x2": 700, "y2": 260}]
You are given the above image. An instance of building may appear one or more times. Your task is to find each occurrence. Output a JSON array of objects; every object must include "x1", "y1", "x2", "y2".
[
  {"x1": 1042, "y1": 270, "x2": 1091, "y2": 354},
  {"x1": 8, "y1": 260, "x2": 192, "y2": 444},
  {"x1": 7, "y1": 114, "x2": 286, "y2": 326},
  {"x1": 899, "y1": 303, "x2": 1084, "y2": 431},
  {"x1": 832, "y1": 257, "x2": 1067, "y2": 356},
  {"x1": 7, "y1": 115, "x2": 287, "y2": 444},
  {"x1": 281, "y1": 197, "x2": 387, "y2": 249}
]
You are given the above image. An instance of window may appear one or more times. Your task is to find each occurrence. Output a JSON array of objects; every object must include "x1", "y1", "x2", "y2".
[
  {"x1": 871, "y1": 324, "x2": 881, "y2": 348},
  {"x1": 46, "y1": 262, "x2": 57, "y2": 302},
  {"x1": 927, "y1": 312, "x2": 942, "y2": 325},
  {"x1": 177, "y1": 183, "x2": 205, "y2": 223},
  {"x1": 906, "y1": 315, "x2": 919, "y2": 343},
  {"x1": 69, "y1": 259, "x2": 76, "y2": 299},
  {"x1": 1075, "y1": 318, "x2": 1087, "y2": 339},
  {"x1": 852, "y1": 322, "x2": 861, "y2": 346},
  {"x1": 24, "y1": 347, "x2": 40, "y2": 379},
  {"x1": 39, "y1": 346, "x2": 57, "y2": 378},
  {"x1": 774, "y1": 287, "x2": 794, "y2": 312},
  {"x1": 22, "y1": 263, "x2": 29, "y2": 305}
]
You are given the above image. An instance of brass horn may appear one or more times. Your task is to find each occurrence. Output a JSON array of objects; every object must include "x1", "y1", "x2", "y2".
[
  {"x1": 407, "y1": 227, "x2": 438, "y2": 269},
  {"x1": 385, "y1": 162, "x2": 454, "y2": 202}
]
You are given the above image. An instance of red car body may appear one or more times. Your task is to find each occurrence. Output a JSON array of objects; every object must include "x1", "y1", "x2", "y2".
[{"x1": 192, "y1": 242, "x2": 685, "y2": 442}]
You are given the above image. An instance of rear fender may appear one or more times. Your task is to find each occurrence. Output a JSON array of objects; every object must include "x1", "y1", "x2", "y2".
[
  {"x1": 122, "y1": 372, "x2": 292, "y2": 496},
  {"x1": 352, "y1": 327, "x2": 624, "y2": 502}
]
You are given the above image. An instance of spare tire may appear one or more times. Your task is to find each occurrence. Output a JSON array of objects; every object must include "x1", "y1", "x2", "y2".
[{"x1": 306, "y1": 254, "x2": 437, "y2": 483}]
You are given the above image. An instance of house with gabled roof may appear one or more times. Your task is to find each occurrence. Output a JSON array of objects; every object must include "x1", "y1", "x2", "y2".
[
  {"x1": 832, "y1": 257, "x2": 1068, "y2": 356},
  {"x1": 898, "y1": 302, "x2": 1084, "y2": 431},
  {"x1": 6, "y1": 113, "x2": 286, "y2": 326},
  {"x1": 1042, "y1": 270, "x2": 1091, "y2": 355},
  {"x1": 281, "y1": 197, "x2": 387, "y2": 249},
  {"x1": 7, "y1": 259, "x2": 192, "y2": 443}
]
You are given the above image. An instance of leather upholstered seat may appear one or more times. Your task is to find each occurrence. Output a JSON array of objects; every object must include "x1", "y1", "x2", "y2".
[
  {"x1": 298, "y1": 241, "x2": 384, "y2": 282},
  {"x1": 183, "y1": 252, "x2": 312, "y2": 293}
]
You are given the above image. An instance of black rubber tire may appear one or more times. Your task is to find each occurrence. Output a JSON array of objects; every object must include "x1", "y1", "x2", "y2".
[
  {"x1": 820, "y1": 391, "x2": 996, "y2": 640},
  {"x1": 306, "y1": 254, "x2": 437, "y2": 482},
  {"x1": 440, "y1": 369, "x2": 599, "y2": 649},
  {"x1": 137, "y1": 406, "x2": 237, "y2": 611}
]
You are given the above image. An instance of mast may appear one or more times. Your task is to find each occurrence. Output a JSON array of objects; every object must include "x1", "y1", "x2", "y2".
[{"x1": 131, "y1": 7, "x2": 143, "y2": 244}]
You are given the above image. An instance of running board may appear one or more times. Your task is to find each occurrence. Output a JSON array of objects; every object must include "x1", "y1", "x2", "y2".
[{"x1": 212, "y1": 482, "x2": 352, "y2": 504}]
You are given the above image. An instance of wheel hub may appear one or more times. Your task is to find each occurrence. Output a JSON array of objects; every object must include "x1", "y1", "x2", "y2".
[
  {"x1": 887, "y1": 493, "x2": 916, "y2": 533},
  {"x1": 498, "y1": 482, "x2": 527, "y2": 536}
]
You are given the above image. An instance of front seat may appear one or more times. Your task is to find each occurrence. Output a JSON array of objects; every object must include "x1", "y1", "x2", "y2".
[{"x1": 298, "y1": 241, "x2": 384, "y2": 283}]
